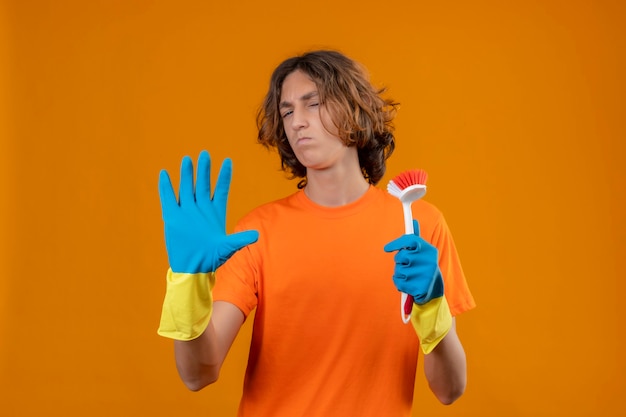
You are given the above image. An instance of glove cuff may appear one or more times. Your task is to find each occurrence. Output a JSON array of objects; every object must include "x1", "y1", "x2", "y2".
[
  {"x1": 410, "y1": 295, "x2": 453, "y2": 354},
  {"x1": 157, "y1": 269, "x2": 215, "y2": 341}
]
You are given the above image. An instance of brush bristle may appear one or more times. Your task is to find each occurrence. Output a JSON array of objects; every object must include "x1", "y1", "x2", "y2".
[{"x1": 391, "y1": 169, "x2": 428, "y2": 189}]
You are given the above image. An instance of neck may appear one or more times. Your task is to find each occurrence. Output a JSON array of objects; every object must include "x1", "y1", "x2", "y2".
[{"x1": 303, "y1": 168, "x2": 370, "y2": 207}]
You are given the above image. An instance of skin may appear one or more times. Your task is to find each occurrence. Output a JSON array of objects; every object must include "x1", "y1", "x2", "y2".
[
  {"x1": 173, "y1": 69, "x2": 468, "y2": 404},
  {"x1": 278, "y1": 70, "x2": 370, "y2": 207}
]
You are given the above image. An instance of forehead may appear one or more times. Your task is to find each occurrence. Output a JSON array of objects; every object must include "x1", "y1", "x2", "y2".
[{"x1": 280, "y1": 70, "x2": 318, "y2": 102}]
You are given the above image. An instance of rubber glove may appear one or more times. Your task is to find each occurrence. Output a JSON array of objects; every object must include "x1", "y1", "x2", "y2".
[
  {"x1": 384, "y1": 219, "x2": 452, "y2": 354},
  {"x1": 157, "y1": 151, "x2": 259, "y2": 340}
]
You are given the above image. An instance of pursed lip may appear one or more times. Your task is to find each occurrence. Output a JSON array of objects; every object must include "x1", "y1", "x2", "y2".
[{"x1": 296, "y1": 136, "x2": 312, "y2": 144}]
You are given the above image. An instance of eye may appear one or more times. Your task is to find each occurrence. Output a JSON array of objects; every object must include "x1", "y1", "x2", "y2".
[
  {"x1": 309, "y1": 102, "x2": 319, "y2": 108},
  {"x1": 281, "y1": 110, "x2": 293, "y2": 119}
]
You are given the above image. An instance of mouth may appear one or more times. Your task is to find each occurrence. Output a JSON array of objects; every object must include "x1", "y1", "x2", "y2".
[{"x1": 296, "y1": 136, "x2": 312, "y2": 144}]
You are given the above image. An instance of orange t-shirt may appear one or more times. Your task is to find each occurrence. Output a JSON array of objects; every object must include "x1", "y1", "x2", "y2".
[{"x1": 214, "y1": 185, "x2": 475, "y2": 417}]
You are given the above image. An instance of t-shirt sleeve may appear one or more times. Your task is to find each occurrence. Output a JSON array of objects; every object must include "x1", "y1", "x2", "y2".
[
  {"x1": 430, "y1": 213, "x2": 476, "y2": 316},
  {"x1": 212, "y1": 219, "x2": 260, "y2": 318}
]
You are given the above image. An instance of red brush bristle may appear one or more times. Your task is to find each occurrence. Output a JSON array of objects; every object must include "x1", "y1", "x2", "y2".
[{"x1": 392, "y1": 169, "x2": 428, "y2": 189}]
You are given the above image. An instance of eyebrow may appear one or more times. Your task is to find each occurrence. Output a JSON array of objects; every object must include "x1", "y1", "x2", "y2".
[{"x1": 279, "y1": 91, "x2": 319, "y2": 109}]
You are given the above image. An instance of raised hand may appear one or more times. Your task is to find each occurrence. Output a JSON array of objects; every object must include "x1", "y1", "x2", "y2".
[{"x1": 158, "y1": 150, "x2": 259, "y2": 273}]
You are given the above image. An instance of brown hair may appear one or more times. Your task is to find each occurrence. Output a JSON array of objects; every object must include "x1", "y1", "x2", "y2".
[{"x1": 257, "y1": 50, "x2": 398, "y2": 188}]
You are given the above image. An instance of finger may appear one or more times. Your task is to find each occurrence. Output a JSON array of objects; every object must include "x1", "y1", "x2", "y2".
[
  {"x1": 213, "y1": 158, "x2": 233, "y2": 222},
  {"x1": 384, "y1": 234, "x2": 419, "y2": 252},
  {"x1": 392, "y1": 273, "x2": 407, "y2": 282},
  {"x1": 227, "y1": 229, "x2": 260, "y2": 252},
  {"x1": 412, "y1": 293, "x2": 428, "y2": 304},
  {"x1": 218, "y1": 230, "x2": 260, "y2": 263},
  {"x1": 395, "y1": 250, "x2": 411, "y2": 266},
  {"x1": 195, "y1": 150, "x2": 212, "y2": 206},
  {"x1": 392, "y1": 274, "x2": 412, "y2": 295},
  {"x1": 178, "y1": 155, "x2": 195, "y2": 205},
  {"x1": 158, "y1": 169, "x2": 178, "y2": 217}
]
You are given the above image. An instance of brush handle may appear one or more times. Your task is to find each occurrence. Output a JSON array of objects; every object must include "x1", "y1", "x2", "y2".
[
  {"x1": 401, "y1": 202, "x2": 415, "y2": 323},
  {"x1": 401, "y1": 292, "x2": 414, "y2": 323},
  {"x1": 402, "y1": 202, "x2": 415, "y2": 235}
]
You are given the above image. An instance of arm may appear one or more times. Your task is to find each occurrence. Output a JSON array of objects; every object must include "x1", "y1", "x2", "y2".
[
  {"x1": 384, "y1": 219, "x2": 468, "y2": 404},
  {"x1": 174, "y1": 301, "x2": 244, "y2": 391},
  {"x1": 423, "y1": 318, "x2": 467, "y2": 405},
  {"x1": 157, "y1": 151, "x2": 259, "y2": 389}
]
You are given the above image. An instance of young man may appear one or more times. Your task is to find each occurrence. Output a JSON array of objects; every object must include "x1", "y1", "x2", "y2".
[{"x1": 157, "y1": 50, "x2": 475, "y2": 416}]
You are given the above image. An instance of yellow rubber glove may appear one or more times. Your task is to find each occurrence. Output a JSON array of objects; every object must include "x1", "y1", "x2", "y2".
[
  {"x1": 158, "y1": 269, "x2": 215, "y2": 341},
  {"x1": 410, "y1": 295, "x2": 452, "y2": 354}
]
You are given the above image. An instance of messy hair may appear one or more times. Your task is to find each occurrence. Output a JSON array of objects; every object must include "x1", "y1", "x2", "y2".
[{"x1": 257, "y1": 50, "x2": 398, "y2": 188}]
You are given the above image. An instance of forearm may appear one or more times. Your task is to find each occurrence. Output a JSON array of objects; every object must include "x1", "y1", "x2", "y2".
[
  {"x1": 423, "y1": 318, "x2": 467, "y2": 405},
  {"x1": 174, "y1": 322, "x2": 221, "y2": 391},
  {"x1": 173, "y1": 301, "x2": 245, "y2": 391}
]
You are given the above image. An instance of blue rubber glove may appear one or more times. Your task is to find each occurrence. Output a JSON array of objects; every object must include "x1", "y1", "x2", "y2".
[
  {"x1": 158, "y1": 150, "x2": 259, "y2": 273},
  {"x1": 384, "y1": 219, "x2": 444, "y2": 305}
]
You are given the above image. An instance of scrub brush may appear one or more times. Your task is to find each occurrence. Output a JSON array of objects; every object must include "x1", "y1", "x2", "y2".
[{"x1": 387, "y1": 169, "x2": 428, "y2": 323}]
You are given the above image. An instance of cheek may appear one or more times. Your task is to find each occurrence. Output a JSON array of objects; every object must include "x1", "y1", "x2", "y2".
[
  {"x1": 320, "y1": 107, "x2": 342, "y2": 138},
  {"x1": 281, "y1": 124, "x2": 295, "y2": 144},
  {"x1": 285, "y1": 133, "x2": 299, "y2": 152}
]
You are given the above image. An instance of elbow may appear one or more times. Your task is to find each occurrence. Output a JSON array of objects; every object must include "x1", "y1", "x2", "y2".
[
  {"x1": 184, "y1": 380, "x2": 212, "y2": 392},
  {"x1": 432, "y1": 381, "x2": 466, "y2": 405},
  {"x1": 435, "y1": 388, "x2": 465, "y2": 405},
  {"x1": 182, "y1": 372, "x2": 219, "y2": 392}
]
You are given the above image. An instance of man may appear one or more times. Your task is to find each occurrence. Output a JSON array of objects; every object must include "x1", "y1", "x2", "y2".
[{"x1": 158, "y1": 50, "x2": 475, "y2": 416}]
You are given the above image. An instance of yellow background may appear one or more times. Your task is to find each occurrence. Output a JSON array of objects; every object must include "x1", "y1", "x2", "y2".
[{"x1": 1, "y1": 0, "x2": 625, "y2": 416}]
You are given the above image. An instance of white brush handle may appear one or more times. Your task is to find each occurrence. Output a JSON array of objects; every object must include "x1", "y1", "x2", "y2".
[
  {"x1": 402, "y1": 202, "x2": 415, "y2": 235},
  {"x1": 401, "y1": 202, "x2": 415, "y2": 324}
]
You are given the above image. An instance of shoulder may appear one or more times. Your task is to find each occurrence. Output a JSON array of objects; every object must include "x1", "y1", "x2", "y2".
[
  {"x1": 412, "y1": 199, "x2": 450, "y2": 242},
  {"x1": 413, "y1": 199, "x2": 445, "y2": 222}
]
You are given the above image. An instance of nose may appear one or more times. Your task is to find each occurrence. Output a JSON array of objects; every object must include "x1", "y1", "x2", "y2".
[{"x1": 289, "y1": 107, "x2": 308, "y2": 130}]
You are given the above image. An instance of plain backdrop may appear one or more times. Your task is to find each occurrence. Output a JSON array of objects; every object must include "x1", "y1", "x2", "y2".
[{"x1": 1, "y1": 0, "x2": 625, "y2": 416}]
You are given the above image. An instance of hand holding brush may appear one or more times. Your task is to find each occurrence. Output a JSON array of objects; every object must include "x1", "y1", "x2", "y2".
[
  {"x1": 385, "y1": 169, "x2": 453, "y2": 353},
  {"x1": 386, "y1": 169, "x2": 428, "y2": 323}
]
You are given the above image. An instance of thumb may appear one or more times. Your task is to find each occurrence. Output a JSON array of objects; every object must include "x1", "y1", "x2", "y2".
[
  {"x1": 226, "y1": 229, "x2": 260, "y2": 253},
  {"x1": 384, "y1": 234, "x2": 419, "y2": 253}
]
